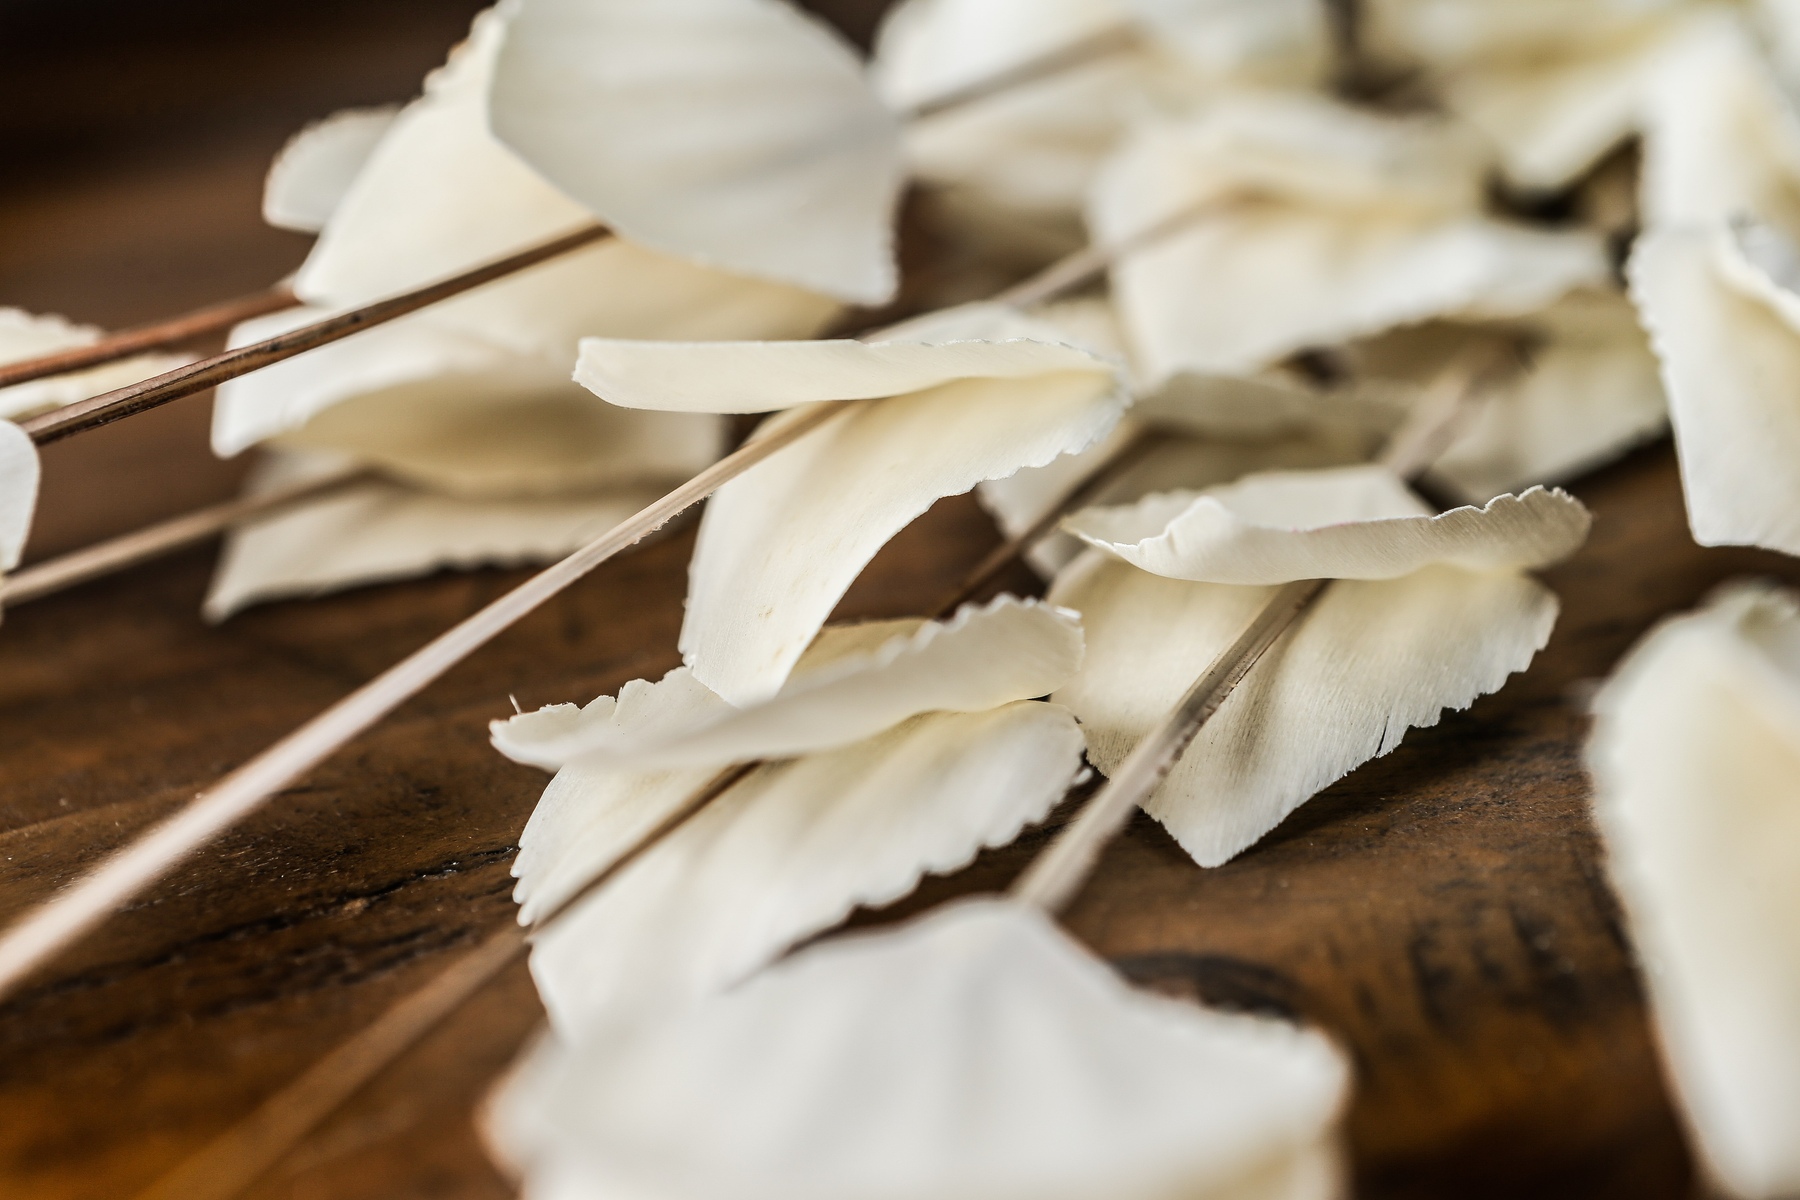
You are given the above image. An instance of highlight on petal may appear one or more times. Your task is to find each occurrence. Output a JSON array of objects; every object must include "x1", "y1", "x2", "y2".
[
  {"x1": 492, "y1": 596, "x2": 1083, "y2": 772},
  {"x1": 1629, "y1": 222, "x2": 1800, "y2": 555},
  {"x1": 491, "y1": 899, "x2": 1349, "y2": 1200},
  {"x1": 203, "y1": 451, "x2": 666, "y2": 619},
  {"x1": 1091, "y1": 98, "x2": 1610, "y2": 381},
  {"x1": 672, "y1": 337, "x2": 1125, "y2": 704},
  {"x1": 1051, "y1": 551, "x2": 1561, "y2": 866},
  {"x1": 0, "y1": 308, "x2": 188, "y2": 422},
  {"x1": 490, "y1": 0, "x2": 905, "y2": 305},
  {"x1": 214, "y1": 307, "x2": 724, "y2": 498},
  {"x1": 1129, "y1": 0, "x2": 1330, "y2": 82},
  {"x1": 574, "y1": 304, "x2": 1115, "y2": 414},
  {"x1": 1064, "y1": 464, "x2": 1591, "y2": 584},
  {"x1": 1588, "y1": 582, "x2": 1800, "y2": 1199},
  {"x1": 0, "y1": 420, "x2": 40, "y2": 575},
  {"x1": 262, "y1": 106, "x2": 400, "y2": 234},
  {"x1": 294, "y1": 8, "x2": 839, "y2": 358},
  {"x1": 524, "y1": 703, "x2": 1085, "y2": 1032}
]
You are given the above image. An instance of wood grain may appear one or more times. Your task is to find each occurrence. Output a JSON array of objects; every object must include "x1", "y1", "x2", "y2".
[{"x1": 0, "y1": 2, "x2": 1769, "y2": 1197}]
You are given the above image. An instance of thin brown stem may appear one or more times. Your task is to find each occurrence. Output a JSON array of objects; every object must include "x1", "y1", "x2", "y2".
[
  {"x1": 1011, "y1": 577, "x2": 1328, "y2": 912},
  {"x1": 18, "y1": 223, "x2": 610, "y2": 446},
  {"x1": 933, "y1": 427, "x2": 1161, "y2": 619},
  {"x1": 0, "y1": 467, "x2": 370, "y2": 608},
  {"x1": 0, "y1": 401, "x2": 845, "y2": 1003},
  {"x1": 0, "y1": 285, "x2": 299, "y2": 393}
]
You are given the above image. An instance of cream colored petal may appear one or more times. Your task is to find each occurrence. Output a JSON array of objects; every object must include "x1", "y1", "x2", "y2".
[
  {"x1": 294, "y1": 10, "x2": 839, "y2": 358},
  {"x1": 1443, "y1": 44, "x2": 1651, "y2": 191},
  {"x1": 682, "y1": 369, "x2": 1126, "y2": 705},
  {"x1": 0, "y1": 308, "x2": 187, "y2": 422},
  {"x1": 1427, "y1": 293, "x2": 1668, "y2": 503},
  {"x1": 1065, "y1": 465, "x2": 1590, "y2": 584},
  {"x1": 1104, "y1": 205, "x2": 1608, "y2": 382},
  {"x1": 214, "y1": 308, "x2": 723, "y2": 498},
  {"x1": 262, "y1": 106, "x2": 399, "y2": 233},
  {"x1": 495, "y1": 597, "x2": 1082, "y2": 772},
  {"x1": 0, "y1": 420, "x2": 40, "y2": 574},
  {"x1": 1589, "y1": 582, "x2": 1800, "y2": 1199},
  {"x1": 501, "y1": 899, "x2": 1348, "y2": 1200},
  {"x1": 1639, "y1": 14, "x2": 1800, "y2": 232},
  {"x1": 490, "y1": 0, "x2": 904, "y2": 305},
  {"x1": 977, "y1": 422, "x2": 1381, "y2": 578},
  {"x1": 1629, "y1": 225, "x2": 1800, "y2": 555},
  {"x1": 1052, "y1": 554, "x2": 1558, "y2": 865},
  {"x1": 575, "y1": 324, "x2": 1113, "y2": 414},
  {"x1": 1361, "y1": 0, "x2": 1686, "y2": 70},
  {"x1": 204, "y1": 453, "x2": 664, "y2": 619},
  {"x1": 872, "y1": 0, "x2": 1127, "y2": 111},
  {"x1": 1129, "y1": 0, "x2": 1330, "y2": 84},
  {"x1": 527, "y1": 704, "x2": 1086, "y2": 1034}
]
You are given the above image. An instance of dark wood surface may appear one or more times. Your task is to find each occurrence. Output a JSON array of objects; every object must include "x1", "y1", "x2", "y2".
[{"x1": 0, "y1": 3, "x2": 1764, "y2": 1197}]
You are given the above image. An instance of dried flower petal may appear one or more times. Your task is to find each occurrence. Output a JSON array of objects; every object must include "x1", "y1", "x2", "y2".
[
  {"x1": 0, "y1": 308, "x2": 187, "y2": 421},
  {"x1": 1063, "y1": 464, "x2": 1589, "y2": 583},
  {"x1": 262, "y1": 106, "x2": 399, "y2": 234},
  {"x1": 0, "y1": 420, "x2": 39, "y2": 575},
  {"x1": 579, "y1": 314, "x2": 1125, "y2": 704},
  {"x1": 204, "y1": 451, "x2": 663, "y2": 619},
  {"x1": 492, "y1": 596, "x2": 1082, "y2": 771},
  {"x1": 295, "y1": 8, "x2": 839, "y2": 358},
  {"x1": 1589, "y1": 582, "x2": 1800, "y2": 1199},
  {"x1": 492, "y1": 899, "x2": 1349, "y2": 1200},
  {"x1": 490, "y1": 0, "x2": 905, "y2": 304},
  {"x1": 524, "y1": 704, "x2": 1084, "y2": 1032},
  {"x1": 1093, "y1": 97, "x2": 1610, "y2": 381},
  {"x1": 1629, "y1": 221, "x2": 1800, "y2": 554}
]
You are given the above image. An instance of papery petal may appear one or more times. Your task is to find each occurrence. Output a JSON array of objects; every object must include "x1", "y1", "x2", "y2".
[
  {"x1": 1589, "y1": 582, "x2": 1800, "y2": 1199},
  {"x1": 526, "y1": 703, "x2": 1086, "y2": 1032},
  {"x1": 295, "y1": 9, "x2": 839, "y2": 358},
  {"x1": 214, "y1": 308, "x2": 723, "y2": 498},
  {"x1": 1639, "y1": 14, "x2": 1800, "y2": 230},
  {"x1": 0, "y1": 420, "x2": 40, "y2": 574},
  {"x1": 681, "y1": 368, "x2": 1125, "y2": 704},
  {"x1": 262, "y1": 106, "x2": 400, "y2": 233},
  {"x1": 575, "y1": 320, "x2": 1113, "y2": 414},
  {"x1": 1051, "y1": 553, "x2": 1559, "y2": 865},
  {"x1": 1065, "y1": 465, "x2": 1590, "y2": 584},
  {"x1": 490, "y1": 0, "x2": 905, "y2": 305},
  {"x1": 1349, "y1": 295, "x2": 1668, "y2": 504},
  {"x1": 1629, "y1": 224, "x2": 1800, "y2": 554},
  {"x1": 494, "y1": 596, "x2": 1082, "y2": 771},
  {"x1": 1093, "y1": 109, "x2": 1609, "y2": 380},
  {"x1": 0, "y1": 308, "x2": 187, "y2": 421},
  {"x1": 978, "y1": 421, "x2": 1381, "y2": 578},
  {"x1": 204, "y1": 453, "x2": 661, "y2": 619},
  {"x1": 1128, "y1": 0, "x2": 1330, "y2": 83},
  {"x1": 499, "y1": 899, "x2": 1348, "y2": 1200}
]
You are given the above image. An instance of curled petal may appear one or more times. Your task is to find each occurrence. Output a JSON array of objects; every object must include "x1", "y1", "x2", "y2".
[{"x1": 1065, "y1": 465, "x2": 1590, "y2": 584}]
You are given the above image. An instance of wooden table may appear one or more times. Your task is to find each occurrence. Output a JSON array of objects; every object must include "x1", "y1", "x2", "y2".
[{"x1": 0, "y1": 3, "x2": 1763, "y2": 1196}]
